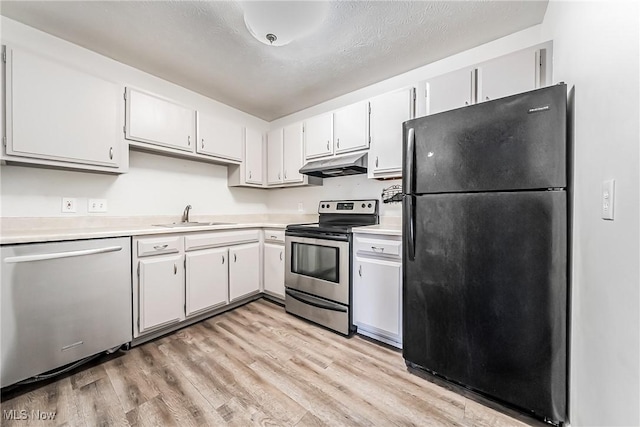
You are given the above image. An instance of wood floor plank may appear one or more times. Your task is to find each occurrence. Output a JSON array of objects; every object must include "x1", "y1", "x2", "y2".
[{"x1": 1, "y1": 300, "x2": 536, "y2": 427}]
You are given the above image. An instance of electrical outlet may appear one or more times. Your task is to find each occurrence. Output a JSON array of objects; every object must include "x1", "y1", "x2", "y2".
[
  {"x1": 61, "y1": 197, "x2": 77, "y2": 213},
  {"x1": 88, "y1": 198, "x2": 108, "y2": 213},
  {"x1": 297, "y1": 202, "x2": 304, "y2": 212},
  {"x1": 601, "y1": 179, "x2": 615, "y2": 220}
]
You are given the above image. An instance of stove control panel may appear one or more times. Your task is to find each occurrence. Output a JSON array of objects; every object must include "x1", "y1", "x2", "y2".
[{"x1": 318, "y1": 199, "x2": 378, "y2": 214}]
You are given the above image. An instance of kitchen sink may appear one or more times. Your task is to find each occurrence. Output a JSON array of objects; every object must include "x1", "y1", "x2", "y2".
[{"x1": 152, "y1": 222, "x2": 232, "y2": 228}]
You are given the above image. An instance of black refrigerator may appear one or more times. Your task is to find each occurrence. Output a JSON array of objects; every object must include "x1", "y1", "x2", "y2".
[{"x1": 402, "y1": 84, "x2": 568, "y2": 423}]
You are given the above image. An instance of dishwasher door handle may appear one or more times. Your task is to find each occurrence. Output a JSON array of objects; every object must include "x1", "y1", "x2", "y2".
[{"x1": 4, "y1": 246, "x2": 123, "y2": 264}]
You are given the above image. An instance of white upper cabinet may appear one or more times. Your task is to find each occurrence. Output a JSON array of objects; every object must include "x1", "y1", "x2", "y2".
[
  {"x1": 333, "y1": 101, "x2": 370, "y2": 154},
  {"x1": 126, "y1": 87, "x2": 196, "y2": 152},
  {"x1": 477, "y1": 48, "x2": 542, "y2": 103},
  {"x1": 266, "y1": 128, "x2": 284, "y2": 185},
  {"x1": 196, "y1": 112, "x2": 242, "y2": 162},
  {"x1": 3, "y1": 46, "x2": 126, "y2": 172},
  {"x1": 425, "y1": 68, "x2": 475, "y2": 116},
  {"x1": 282, "y1": 123, "x2": 305, "y2": 183},
  {"x1": 304, "y1": 113, "x2": 333, "y2": 159},
  {"x1": 368, "y1": 87, "x2": 415, "y2": 178},
  {"x1": 244, "y1": 127, "x2": 264, "y2": 185}
]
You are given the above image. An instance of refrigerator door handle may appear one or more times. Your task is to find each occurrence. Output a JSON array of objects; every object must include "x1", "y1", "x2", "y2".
[
  {"x1": 404, "y1": 195, "x2": 416, "y2": 261},
  {"x1": 406, "y1": 127, "x2": 415, "y2": 194}
]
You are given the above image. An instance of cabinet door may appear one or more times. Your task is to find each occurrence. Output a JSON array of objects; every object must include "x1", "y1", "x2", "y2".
[
  {"x1": 185, "y1": 248, "x2": 228, "y2": 316},
  {"x1": 477, "y1": 48, "x2": 539, "y2": 103},
  {"x1": 353, "y1": 257, "x2": 402, "y2": 342},
  {"x1": 229, "y1": 243, "x2": 261, "y2": 301},
  {"x1": 425, "y1": 68, "x2": 475, "y2": 115},
  {"x1": 282, "y1": 123, "x2": 305, "y2": 183},
  {"x1": 267, "y1": 128, "x2": 284, "y2": 185},
  {"x1": 6, "y1": 47, "x2": 122, "y2": 168},
  {"x1": 138, "y1": 254, "x2": 184, "y2": 334},
  {"x1": 126, "y1": 88, "x2": 195, "y2": 152},
  {"x1": 245, "y1": 128, "x2": 264, "y2": 184},
  {"x1": 304, "y1": 113, "x2": 333, "y2": 159},
  {"x1": 369, "y1": 88, "x2": 414, "y2": 177},
  {"x1": 333, "y1": 101, "x2": 369, "y2": 154},
  {"x1": 263, "y1": 243, "x2": 285, "y2": 298},
  {"x1": 197, "y1": 112, "x2": 242, "y2": 162}
]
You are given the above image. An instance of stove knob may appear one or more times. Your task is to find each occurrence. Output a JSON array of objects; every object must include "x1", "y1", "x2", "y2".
[
  {"x1": 368, "y1": 203, "x2": 372, "y2": 208},
  {"x1": 326, "y1": 203, "x2": 330, "y2": 208},
  {"x1": 321, "y1": 204, "x2": 325, "y2": 208},
  {"x1": 361, "y1": 203, "x2": 366, "y2": 208}
]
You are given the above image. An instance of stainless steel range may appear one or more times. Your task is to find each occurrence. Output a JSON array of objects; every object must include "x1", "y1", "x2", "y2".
[{"x1": 285, "y1": 199, "x2": 379, "y2": 335}]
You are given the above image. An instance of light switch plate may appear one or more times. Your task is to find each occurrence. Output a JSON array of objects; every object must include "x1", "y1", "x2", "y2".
[{"x1": 601, "y1": 179, "x2": 615, "y2": 220}]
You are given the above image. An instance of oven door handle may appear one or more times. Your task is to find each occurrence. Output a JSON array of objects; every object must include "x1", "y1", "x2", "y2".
[
  {"x1": 285, "y1": 231, "x2": 350, "y2": 242},
  {"x1": 285, "y1": 289, "x2": 348, "y2": 313}
]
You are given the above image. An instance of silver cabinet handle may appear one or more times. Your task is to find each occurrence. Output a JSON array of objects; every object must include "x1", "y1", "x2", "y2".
[
  {"x1": 222, "y1": 255, "x2": 225, "y2": 264},
  {"x1": 375, "y1": 156, "x2": 379, "y2": 168},
  {"x1": 280, "y1": 251, "x2": 283, "y2": 261},
  {"x1": 249, "y1": 171, "x2": 252, "y2": 179},
  {"x1": 326, "y1": 141, "x2": 330, "y2": 150},
  {"x1": 278, "y1": 172, "x2": 281, "y2": 180},
  {"x1": 154, "y1": 244, "x2": 168, "y2": 250},
  {"x1": 486, "y1": 96, "x2": 490, "y2": 101},
  {"x1": 109, "y1": 147, "x2": 114, "y2": 160},
  {"x1": 188, "y1": 135, "x2": 191, "y2": 146},
  {"x1": 270, "y1": 235, "x2": 278, "y2": 239},
  {"x1": 371, "y1": 246, "x2": 384, "y2": 253},
  {"x1": 174, "y1": 264, "x2": 177, "y2": 275},
  {"x1": 284, "y1": 171, "x2": 287, "y2": 180},
  {"x1": 465, "y1": 101, "x2": 469, "y2": 106},
  {"x1": 336, "y1": 138, "x2": 340, "y2": 148},
  {"x1": 201, "y1": 138, "x2": 205, "y2": 149},
  {"x1": 4, "y1": 246, "x2": 122, "y2": 263},
  {"x1": 234, "y1": 253, "x2": 237, "y2": 263},
  {"x1": 358, "y1": 265, "x2": 362, "y2": 276}
]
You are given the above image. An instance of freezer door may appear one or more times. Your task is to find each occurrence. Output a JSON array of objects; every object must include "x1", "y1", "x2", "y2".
[
  {"x1": 403, "y1": 191, "x2": 567, "y2": 422},
  {"x1": 403, "y1": 84, "x2": 566, "y2": 194}
]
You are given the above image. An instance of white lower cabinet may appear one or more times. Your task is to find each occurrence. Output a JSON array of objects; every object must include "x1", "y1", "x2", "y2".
[
  {"x1": 263, "y1": 242, "x2": 285, "y2": 299},
  {"x1": 185, "y1": 247, "x2": 229, "y2": 316},
  {"x1": 229, "y1": 243, "x2": 261, "y2": 301},
  {"x1": 134, "y1": 230, "x2": 262, "y2": 339},
  {"x1": 138, "y1": 254, "x2": 185, "y2": 333},
  {"x1": 353, "y1": 233, "x2": 402, "y2": 348}
]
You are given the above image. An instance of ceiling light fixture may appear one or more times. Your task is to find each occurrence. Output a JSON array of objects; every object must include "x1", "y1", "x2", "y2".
[{"x1": 241, "y1": 1, "x2": 329, "y2": 47}]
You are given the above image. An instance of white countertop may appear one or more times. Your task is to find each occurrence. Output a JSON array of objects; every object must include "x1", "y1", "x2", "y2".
[
  {"x1": 0, "y1": 214, "x2": 317, "y2": 245},
  {"x1": 352, "y1": 223, "x2": 402, "y2": 236}
]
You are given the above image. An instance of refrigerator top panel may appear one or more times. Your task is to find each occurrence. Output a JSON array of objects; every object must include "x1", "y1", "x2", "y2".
[{"x1": 403, "y1": 84, "x2": 567, "y2": 194}]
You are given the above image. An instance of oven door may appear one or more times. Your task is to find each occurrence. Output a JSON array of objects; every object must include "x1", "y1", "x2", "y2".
[{"x1": 285, "y1": 233, "x2": 350, "y2": 305}]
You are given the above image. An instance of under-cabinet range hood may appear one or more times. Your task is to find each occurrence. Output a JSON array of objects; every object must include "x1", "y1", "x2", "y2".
[{"x1": 299, "y1": 152, "x2": 368, "y2": 178}]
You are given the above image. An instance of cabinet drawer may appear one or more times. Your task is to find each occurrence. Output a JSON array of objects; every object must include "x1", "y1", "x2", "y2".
[
  {"x1": 264, "y1": 229, "x2": 285, "y2": 243},
  {"x1": 185, "y1": 230, "x2": 260, "y2": 251},
  {"x1": 354, "y1": 236, "x2": 402, "y2": 258},
  {"x1": 137, "y1": 236, "x2": 183, "y2": 257}
]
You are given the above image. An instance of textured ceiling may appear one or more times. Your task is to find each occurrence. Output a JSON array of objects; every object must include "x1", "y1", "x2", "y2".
[{"x1": 0, "y1": 1, "x2": 548, "y2": 121}]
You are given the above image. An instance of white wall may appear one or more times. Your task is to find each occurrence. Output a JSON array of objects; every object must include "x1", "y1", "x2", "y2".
[
  {"x1": 540, "y1": 2, "x2": 640, "y2": 426},
  {"x1": 0, "y1": 17, "x2": 269, "y2": 218}
]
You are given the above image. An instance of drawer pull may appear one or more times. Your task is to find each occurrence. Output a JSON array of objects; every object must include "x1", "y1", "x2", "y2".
[
  {"x1": 270, "y1": 235, "x2": 278, "y2": 239},
  {"x1": 174, "y1": 264, "x2": 177, "y2": 275},
  {"x1": 154, "y1": 244, "x2": 169, "y2": 250},
  {"x1": 371, "y1": 246, "x2": 384, "y2": 253}
]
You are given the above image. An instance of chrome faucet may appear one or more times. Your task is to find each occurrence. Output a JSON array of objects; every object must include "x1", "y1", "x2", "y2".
[{"x1": 181, "y1": 205, "x2": 192, "y2": 223}]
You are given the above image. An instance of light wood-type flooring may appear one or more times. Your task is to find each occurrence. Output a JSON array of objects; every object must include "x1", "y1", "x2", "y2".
[{"x1": 1, "y1": 299, "x2": 538, "y2": 427}]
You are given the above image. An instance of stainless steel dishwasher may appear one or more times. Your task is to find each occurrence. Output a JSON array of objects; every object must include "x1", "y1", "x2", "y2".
[{"x1": 1, "y1": 237, "x2": 132, "y2": 387}]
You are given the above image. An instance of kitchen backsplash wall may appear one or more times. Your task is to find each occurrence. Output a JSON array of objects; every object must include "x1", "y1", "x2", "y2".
[
  {"x1": 267, "y1": 175, "x2": 402, "y2": 219},
  {"x1": 0, "y1": 150, "x2": 268, "y2": 217}
]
